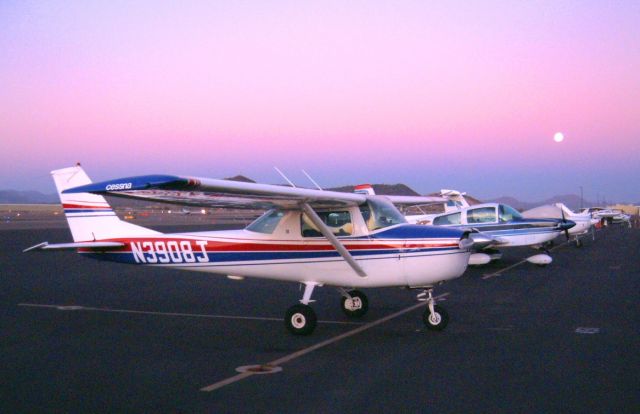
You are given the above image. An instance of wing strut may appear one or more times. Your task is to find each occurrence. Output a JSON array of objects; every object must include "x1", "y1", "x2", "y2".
[{"x1": 300, "y1": 203, "x2": 367, "y2": 278}]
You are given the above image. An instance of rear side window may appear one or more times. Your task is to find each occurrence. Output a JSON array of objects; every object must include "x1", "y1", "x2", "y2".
[
  {"x1": 433, "y1": 212, "x2": 461, "y2": 225},
  {"x1": 301, "y1": 211, "x2": 353, "y2": 237},
  {"x1": 467, "y1": 207, "x2": 497, "y2": 224}
]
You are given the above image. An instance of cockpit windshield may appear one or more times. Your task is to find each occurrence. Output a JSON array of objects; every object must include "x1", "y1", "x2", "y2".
[
  {"x1": 359, "y1": 197, "x2": 407, "y2": 231},
  {"x1": 246, "y1": 209, "x2": 284, "y2": 234},
  {"x1": 499, "y1": 204, "x2": 523, "y2": 222}
]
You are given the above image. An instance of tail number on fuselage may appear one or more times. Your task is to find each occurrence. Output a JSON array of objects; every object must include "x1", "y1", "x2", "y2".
[{"x1": 131, "y1": 240, "x2": 209, "y2": 264}]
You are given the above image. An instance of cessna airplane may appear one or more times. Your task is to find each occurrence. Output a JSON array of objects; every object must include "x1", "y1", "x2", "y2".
[
  {"x1": 25, "y1": 165, "x2": 479, "y2": 336},
  {"x1": 357, "y1": 185, "x2": 576, "y2": 266}
]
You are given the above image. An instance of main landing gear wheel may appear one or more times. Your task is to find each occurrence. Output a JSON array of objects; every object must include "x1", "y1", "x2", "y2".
[
  {"x1": 423, "y1": 305, "x2": 449, "y2": 331},
  {"x1": 285, "y1": 304, "x2": 317, "y2": 336},
  {"x1": 340, "y1": 290, "x2": 368, "y2": 318}
]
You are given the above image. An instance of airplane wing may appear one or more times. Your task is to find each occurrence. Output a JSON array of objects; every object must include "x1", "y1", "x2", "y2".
[
  {"x1": 383, "y1": 195, "x2": 447, "y2": 205},
  {"x1": 63, "y1": 172, "x2": 370, "y2": 277},
  {"x1": 62, "y1": 174, "x2": 367, "y2": 210}
]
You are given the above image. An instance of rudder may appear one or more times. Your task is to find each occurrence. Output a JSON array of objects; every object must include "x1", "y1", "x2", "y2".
[{"x1": 52, "y1": 165, "x2": 159, "y2": 241}]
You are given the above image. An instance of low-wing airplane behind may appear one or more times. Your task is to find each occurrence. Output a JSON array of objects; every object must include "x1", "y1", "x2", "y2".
[
  {"x1": 522, "y1": 203, "x2": 596, "y2": 247},
  {"x1": 412, "y1": 202, "x2": 575, "y2": 266},
  {"x1": 578, "y1": 207, "x2": 631, "y2": 227},
  {"x1": 25, "y1": 165, "x2": 480, "y2": 335},
  {"x1": 356, "y1": 185, "x2": 576, "y2": 266}
]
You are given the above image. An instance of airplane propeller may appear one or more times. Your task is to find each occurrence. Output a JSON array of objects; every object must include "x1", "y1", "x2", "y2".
[{"x1": 560, "y1": 208, "x2": 570, "y2": 241}]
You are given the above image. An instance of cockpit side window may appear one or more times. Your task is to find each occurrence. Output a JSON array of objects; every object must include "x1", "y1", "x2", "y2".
[
  {"x1": 467, "y1": 207, "x2": 497, "y2": 224},
  {"x1": 499, "y1": 204, "x2": 522, "y2": 222},
  {"x1": 359, "y1": 197, "x2": 407, "y2": 231},
  {"x1": 301, "y1": 210, "x2": 353, "y2": 237},
  {"x1": 246, "y1": 209, "x2": 285, "y2": 234},
  {"x1": 433, "y1": 212, "x2": 461, "y2": 225}
]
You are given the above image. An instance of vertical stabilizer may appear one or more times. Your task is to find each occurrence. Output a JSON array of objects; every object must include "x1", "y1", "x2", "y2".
[
  {"x1": 354, "y1": 184, "x2": 376, "y2": 195},
  {"x1": 52, "y1": 165, "x2": 159, "y2": 241},
  {"x1": 441, "y1": 189, "x2": 470, "y2": 212}
]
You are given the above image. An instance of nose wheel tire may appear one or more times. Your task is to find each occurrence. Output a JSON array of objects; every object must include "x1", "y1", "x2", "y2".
[
  {"x1": 285, "y1": 304, "x2": 317, "y2": 335},
  {"x1": 423, "y1": 305, "x2": 449, "y2": 331},
  {"x1": 340, "y1": 290, "x2": 369, "y2": 317}
]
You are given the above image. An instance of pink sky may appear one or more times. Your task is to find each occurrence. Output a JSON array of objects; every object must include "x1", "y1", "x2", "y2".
[{"x1": 1, "y1": 1, "x2": 639, "y2": 202}]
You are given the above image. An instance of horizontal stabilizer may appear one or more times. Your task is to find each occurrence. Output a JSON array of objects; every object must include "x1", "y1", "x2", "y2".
[{"x1": 23, "y1": 241, "x2": 125, "y2": 252}]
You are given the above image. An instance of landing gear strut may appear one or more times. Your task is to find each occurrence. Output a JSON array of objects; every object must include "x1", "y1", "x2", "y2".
[
  {"x1": 418, "y1": 288, "x2": 449, "y2": 331},
  {"x1": 285, "y1": 282, "x2": 318, "y2": 335}
]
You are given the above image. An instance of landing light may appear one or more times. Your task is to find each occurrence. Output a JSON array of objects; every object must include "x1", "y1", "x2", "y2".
[{"x1": 227, "y1": 275, "x2": 245, "y2": 280}]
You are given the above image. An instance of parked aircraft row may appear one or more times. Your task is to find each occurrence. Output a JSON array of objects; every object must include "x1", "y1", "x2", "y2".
[
  {"x1": 356, "y1": 185, "x2": 577, "y2": 266},
  {"x1": 26, "y1": 165, "x2": 609, "y2": 336}
]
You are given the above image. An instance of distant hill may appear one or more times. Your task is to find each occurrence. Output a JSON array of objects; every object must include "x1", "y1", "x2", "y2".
[
  {"x1": 329, "y1": 183, "x2": 419, "y2": 196},
  {"x1": 0, "y1": 190, "x2": 58, "y2": 204},
  {"x1": 0, "y1": 180, "x2": 607, "y2": 213},
  {"x1": 224, "y1": 175, "x2": 256, "y2": 183},
  {"x1": 486, "y1": 194, "x2": 593, "y2": 211}
]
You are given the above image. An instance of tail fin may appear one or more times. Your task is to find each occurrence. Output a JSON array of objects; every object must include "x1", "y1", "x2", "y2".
[
  {"x1": 52, "y1": 165, "x2": 159, "y2": 242},
  {"x1": 440, "y1": 189, "x2": 470, "y2": 211},
  {"x1": 354, "y1": 184, "x2": 376, "y2": 195}
]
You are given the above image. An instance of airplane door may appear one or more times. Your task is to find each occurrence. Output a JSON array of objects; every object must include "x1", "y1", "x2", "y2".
[{"x1": 401, "y1": 241, "x2": 424, "y2": 287}]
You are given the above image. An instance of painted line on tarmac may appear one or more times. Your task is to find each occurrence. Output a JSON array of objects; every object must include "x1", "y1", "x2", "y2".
[
  {"x1": 200, "y1": 292, "x2": 450, "y2": 392},
  {"x1": 481, "y1": 241, "x2": 569, "y2": 280},
  {"x1": 16, "y1": 303, "x2": 362, "y2": 326}
]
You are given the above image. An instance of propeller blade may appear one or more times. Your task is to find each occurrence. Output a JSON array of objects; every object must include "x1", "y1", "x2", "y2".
[{"x1": 560, "y1": 208, "x2": 570, "y2": 241}]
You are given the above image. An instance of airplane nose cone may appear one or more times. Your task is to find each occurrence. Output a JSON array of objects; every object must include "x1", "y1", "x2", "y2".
[
  {"x1": 559, "y1": 220, "x2": 576, "y2": 230},
  {"x1": 467, "y1": 231, "x2": 495, "y2": 248}
]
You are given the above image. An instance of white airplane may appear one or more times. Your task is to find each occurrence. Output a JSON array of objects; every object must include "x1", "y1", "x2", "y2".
[
  {"x1": 357, "y1": 185, "x2": 576, "y2": 266},
  {"x1": 578, "y1": 207, "x2": 631, "y2": 227},
  {"x1": 25, "y1": 165, "x2": 480, "y2": 335},
  {"x1": 522, "y1": 203, "x2": 596, "y2": 247},
  {"x1": 356, "y1": 187, "x2": 470, "y2": 225}
]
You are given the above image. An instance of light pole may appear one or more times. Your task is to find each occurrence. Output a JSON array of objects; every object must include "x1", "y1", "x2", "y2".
[{"x1": 580, "y1": 186, "x2": 583, "y2": 209}]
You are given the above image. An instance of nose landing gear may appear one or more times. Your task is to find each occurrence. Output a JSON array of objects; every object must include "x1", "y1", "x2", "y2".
[
  {"x1": 339, "y1": 289, "x2": 369, "y2": 318},
  {"x1": 418, "y1": 288, "x2": 449, "y2": 331}
]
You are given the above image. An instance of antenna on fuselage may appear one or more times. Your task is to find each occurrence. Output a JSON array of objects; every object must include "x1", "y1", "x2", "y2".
[
  {"x1": 274, "y1": 167, "x2": 296, "y2": 188},
  {"x1": 302, "y1": 170, "x2": 323, "y2": 191}
]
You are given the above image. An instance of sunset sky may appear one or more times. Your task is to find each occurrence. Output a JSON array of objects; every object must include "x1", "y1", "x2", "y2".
[{"x1": 1, "y1": 1, "x2": 639, "y2": 202}]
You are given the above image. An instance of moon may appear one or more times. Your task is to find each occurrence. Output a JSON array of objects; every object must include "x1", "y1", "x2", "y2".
[{"x1": 554, "y1": 132, "x2": 564, "y2": 143}]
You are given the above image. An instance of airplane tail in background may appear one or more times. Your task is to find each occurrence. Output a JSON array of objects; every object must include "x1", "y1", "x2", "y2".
[
  {"x1": 52, "y1": 165, "x2": 159, "y2": 242},
  {"x1": 353, "y1": 184, "x2": 376, "y2": 195},
  {"x1": 440, "y1": 189, "x2": 470, "y2": 211}
]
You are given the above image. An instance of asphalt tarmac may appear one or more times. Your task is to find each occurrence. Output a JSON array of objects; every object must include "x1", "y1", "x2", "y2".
[{"x1": 1, "y1": 224, "x2": 639, "y2": 413}]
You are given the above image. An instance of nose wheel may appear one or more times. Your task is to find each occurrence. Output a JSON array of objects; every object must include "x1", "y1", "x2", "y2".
[
  {"x1": 418, "y1": 288, "x2": 449, "y2": 331},
  {"x1": 339, "y1": 289, "x2": 368, "y2": 317}
]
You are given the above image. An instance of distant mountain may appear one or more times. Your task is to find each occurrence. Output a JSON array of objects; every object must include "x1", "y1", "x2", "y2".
[
  {"x1": 486, "y1": 194, "x2": 592, "y2": 211},
  {"x1": 0, "y1": 190, "x2": 58, "y2": 204},
  {"x1": 0, "y1": 181, "x2": 608, "y2": 213},
  {"x1": 329, "y1": 183, "x2": 419, "y2": 196},
  {"x1": 224, "y1": 175, "x2": 256, "y2": 183}
]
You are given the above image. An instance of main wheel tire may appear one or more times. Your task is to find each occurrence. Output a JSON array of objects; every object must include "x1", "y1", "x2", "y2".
[
  {"x1": 575, "y1": 238, "x2": 583, "y2": 248},
  {"x1": 340, "y1": 290, "x2": 369, "y2": 318},
  {"x1": 423, "y1": 305, "x2": 449, "y2": 331},
  {"x1": 285, "y1": 304, "x2": 317, "y2": 335}
]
